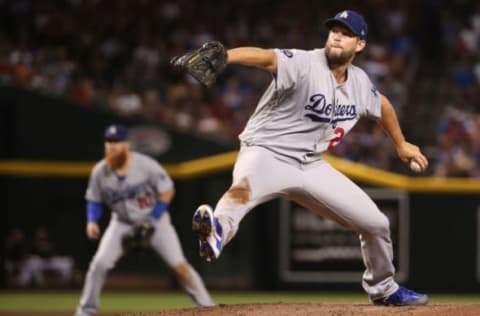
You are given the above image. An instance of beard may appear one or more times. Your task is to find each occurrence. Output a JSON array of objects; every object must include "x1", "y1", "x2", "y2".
[
  {"x1": 325, "y1": 45, "x2": 355, "y2": 67},
  {"x1": 105, "y1": 150, "x2": 128, "y2": 170}
]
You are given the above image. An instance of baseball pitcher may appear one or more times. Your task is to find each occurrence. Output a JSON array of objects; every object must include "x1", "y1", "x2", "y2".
[
  {"x1": 173, "y1": 10, "x2": 429, "y2": 306},
  {"x1": 75, "y1": 124, "x2": 214, "y2": 316}
]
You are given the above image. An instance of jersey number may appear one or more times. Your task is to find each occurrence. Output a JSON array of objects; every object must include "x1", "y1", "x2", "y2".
[
  {"x1": 328, "y1": 127, "x2": 345, "y2": 150},
  {"x1": 137, "y1": 192, "x2": 154, "y2": 209}
]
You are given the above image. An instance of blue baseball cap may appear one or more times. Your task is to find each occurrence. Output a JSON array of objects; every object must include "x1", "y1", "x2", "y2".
[
  {"x1": 325, "y1": 10, "x2": 368, "y2": 40},
  {"x1": 104, "y1": 124, "x2": 128, "y2": 141}
]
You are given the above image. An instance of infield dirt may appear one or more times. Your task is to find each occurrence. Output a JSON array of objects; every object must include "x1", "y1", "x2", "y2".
[
  {"x1": 130, "y1": 302, "x2": 480, "y2": 316},
  {"x1": 4, "y1": 303, "x2": 480, "y2": 316}
]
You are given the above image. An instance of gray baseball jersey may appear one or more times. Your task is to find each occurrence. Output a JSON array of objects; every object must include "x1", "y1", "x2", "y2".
[
  {"x1": 86, "y1": 152, "x2": 173, "y2": 224},
  {"x1": 76, "y1": 152, "x2": 214, "y2": 315},
  {"x1": 213, "y1": 48, "x2": 397, "y2": 298},
  {"x1": 239, "y1": 48, "x2": 381, "y2": 163}
]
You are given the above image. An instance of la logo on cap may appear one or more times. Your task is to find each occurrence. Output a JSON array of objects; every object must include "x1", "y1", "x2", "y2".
[
  {"x1": 340, "y1": 11, "x2": 348, "y2": 19},
  {"x1": 109, "y1": 126, "x2": 117, "y2": 134}
]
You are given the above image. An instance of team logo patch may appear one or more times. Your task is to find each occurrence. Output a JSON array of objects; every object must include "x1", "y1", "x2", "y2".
[
  {"x1": 282, "y1": 49, "x2": 293, "y2": 58},
  {"x1": 340, "y1": 11, "x2": 349, "y2": 19},
  {"x1": 304, "y1": 93, "x2": 357, "y2": 126},
  {"x1": 104, "y1": 182, "x2": 150, "y2": 205}
]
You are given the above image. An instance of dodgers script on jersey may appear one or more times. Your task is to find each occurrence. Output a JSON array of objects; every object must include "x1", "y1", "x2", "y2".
[
  {"x1": 86, "y1": 152, "x2": 173, "y2": 223},
  {"x1": 239, "y1": 48, "x2": 381, "y2": 163}
]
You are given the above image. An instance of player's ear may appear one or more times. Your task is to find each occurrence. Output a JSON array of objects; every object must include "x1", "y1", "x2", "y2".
[{"x1": 355, "y1": 39, "x2": 366, "y2": 53}]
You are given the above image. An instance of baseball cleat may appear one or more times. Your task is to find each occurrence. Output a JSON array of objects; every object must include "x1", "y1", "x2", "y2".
[
  {"x1": 371, "y1": 286, "x2": 429, "y2": 306},
  {"x1": 192, "y1": 204, "x2": 223, "y2": 262}
]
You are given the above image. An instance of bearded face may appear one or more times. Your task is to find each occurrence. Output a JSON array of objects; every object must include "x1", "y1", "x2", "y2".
[
  {"x1": 325, "y1": 25, "x2": 364, "y2": 67},
  {"x1": 325, "y1": 44, "x2": 356, "y2": 66},
  {"x1": 104, "y1": 141, "x2": 129, "y2": 170}
]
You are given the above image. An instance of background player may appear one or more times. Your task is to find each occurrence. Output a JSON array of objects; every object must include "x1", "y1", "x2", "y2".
[
  {"x1": 75, "y1": 124, "x2": 214, "y2": 316},
  {"x1": 189, "y1": 10, "x2": 429, "y2": 306}
]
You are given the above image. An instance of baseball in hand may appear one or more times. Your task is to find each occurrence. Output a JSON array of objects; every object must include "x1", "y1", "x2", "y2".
[{"x1": 409, "y1": 160, "x2": 422, "y2": 173}]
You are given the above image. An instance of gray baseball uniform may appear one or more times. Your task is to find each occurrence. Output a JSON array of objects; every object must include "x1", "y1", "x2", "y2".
[
  {"x1": 86, "y1": 152, "x2": 173, "y2": 224},
  {"x1": 214, "y1": 48, "x2": 398, "y2": 299},
  {"x1": 75, "y1": 152, "x2": 213, "y2": 316}
]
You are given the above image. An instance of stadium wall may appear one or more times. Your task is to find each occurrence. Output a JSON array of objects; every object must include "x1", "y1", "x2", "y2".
[{"x1": 1, "y1": 87, "x2": 480, "y2": 292}]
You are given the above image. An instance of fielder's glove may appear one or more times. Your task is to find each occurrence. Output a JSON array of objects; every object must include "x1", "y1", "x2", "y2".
[
  {"x1": 170, "y1": 41, "x2": 227, "y2": 87},
  {"x1": 122, "y1": 220, "x2": 155, "y2": 252}
]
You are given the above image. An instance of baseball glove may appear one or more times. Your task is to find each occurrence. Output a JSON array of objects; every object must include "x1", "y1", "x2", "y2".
[
  {"x1": 170, "y1": 41, "x2": 227, "y2": 87},
  {"x1": 122, "y1": 220, "x2": 155, "y2": 252}
]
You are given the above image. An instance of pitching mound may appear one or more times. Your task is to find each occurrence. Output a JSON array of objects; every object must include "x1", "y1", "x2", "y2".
[{"x1": 123, "y1": 302, "x2": 480, "y2": 316}]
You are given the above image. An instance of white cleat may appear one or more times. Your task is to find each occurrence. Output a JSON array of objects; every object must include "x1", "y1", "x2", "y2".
[{"x1": 192, "y1": 204, "x2": 223, "y2": 262}]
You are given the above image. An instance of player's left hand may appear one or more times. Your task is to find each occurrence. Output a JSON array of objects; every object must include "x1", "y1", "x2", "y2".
[
  {"x1": 396, "y1": 141, "x2": 429, "y2": 172},
  {"x1": 170, "y1": 41, "x2": 227, "y2": 87},
  {"x1": 122, "y1": 220, "x2": 156, "y2": 252}
]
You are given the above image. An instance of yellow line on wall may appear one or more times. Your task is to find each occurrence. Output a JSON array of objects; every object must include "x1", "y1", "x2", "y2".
[
  {"x1": 167, "y1": 151, "x2": 238, "y2": 179},
  {"x1": 322, "y1": 155, "x2": 480, "y2": 193},
  {"x1": 1, "y1": 152, "x2": 480, "y2": 192},
  {"x1": 0, "y1": 160, "x2": 94, "y2": 177}
]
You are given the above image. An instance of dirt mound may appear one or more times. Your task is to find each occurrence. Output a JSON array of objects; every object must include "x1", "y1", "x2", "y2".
[
  {"x1": 4, "y1": 303, "x2": 480, "y2": 316},
  {"x1": 122, "y1": 302, "x2": 480, "y2": 316}
]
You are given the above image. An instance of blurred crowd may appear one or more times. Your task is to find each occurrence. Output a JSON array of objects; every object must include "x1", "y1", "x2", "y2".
[
  {"x1": 0, "y1": 0, "x2": 477, "y2": 176},
  {"x1": 431, "y1": 1, "x2": 480, "y2": 177},
  {"x1": 5, "y1": 226, "x2": 74, "y2": 288}
]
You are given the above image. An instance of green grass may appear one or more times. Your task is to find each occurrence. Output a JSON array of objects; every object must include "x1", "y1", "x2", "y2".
[{"x1": 1, "y1": 291, "x2": 480, "y2": 312}]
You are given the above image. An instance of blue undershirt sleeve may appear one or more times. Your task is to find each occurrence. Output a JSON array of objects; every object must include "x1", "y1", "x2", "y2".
[
  {"x1": 150, "y1": 200, "x2": 168, "y2": 219},
  {"x1": 87, "y1": 200, "x2": 103, "y2": 223}
]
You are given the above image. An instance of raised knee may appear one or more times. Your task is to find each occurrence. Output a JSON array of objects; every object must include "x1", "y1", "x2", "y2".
[
  {"x1": 371, "y1": 214, "x2": 390, "y2": 236},
  {"x1": 361, "y1": 213, "x2": 390, "y2": 236},
  {"x1": 225, "y1": 177, "x2": 251, "y2": 204}
]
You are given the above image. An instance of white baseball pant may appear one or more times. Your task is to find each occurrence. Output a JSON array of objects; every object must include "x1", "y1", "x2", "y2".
[
  {"x1": 214, "y1": 145, "x2": 399, "y2": 298},
  {"x1": 75, "y1": 212, "x2": 213, "y2": 316}
]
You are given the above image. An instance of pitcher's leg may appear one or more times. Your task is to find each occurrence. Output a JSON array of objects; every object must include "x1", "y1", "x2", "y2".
[
  {"x1": 195, "y1": 146, "x2": 301, "y2": 260},
  {"x1": 151, "y1": 213, "x2": 214, "y2": 307},
  {"x1": 214, "y1": 188, "x2": 263, "y2": 246},
  {"x1": 358, "y1": 231, "x2": 397, "y2": 298},
  {"x1": 217, "y1": 146, "x2": 302, "y2": 244},
  {"x1": 301, "y1": 161, "x2": 397, "y2": 298},
  {"x1": 75, "y1": 220, "x2": 128, "y2": 316}
]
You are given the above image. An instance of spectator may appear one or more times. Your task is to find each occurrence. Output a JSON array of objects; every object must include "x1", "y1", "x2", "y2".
[
  {"x1": 5, "y1": 227, "x2": 30, "y2": 285},
  {"x1": 433, "y1": 1, "x2": 480, "y2": 177},
  {"x1": 5, "y1": 226, "x2": 74, "y2": 287},
  {"x1": 29, "y1": 225, "x2": 74, "y2": 287},
  {"x1": 0, "y1": 1, "x2": 423, "y2": 173}
]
